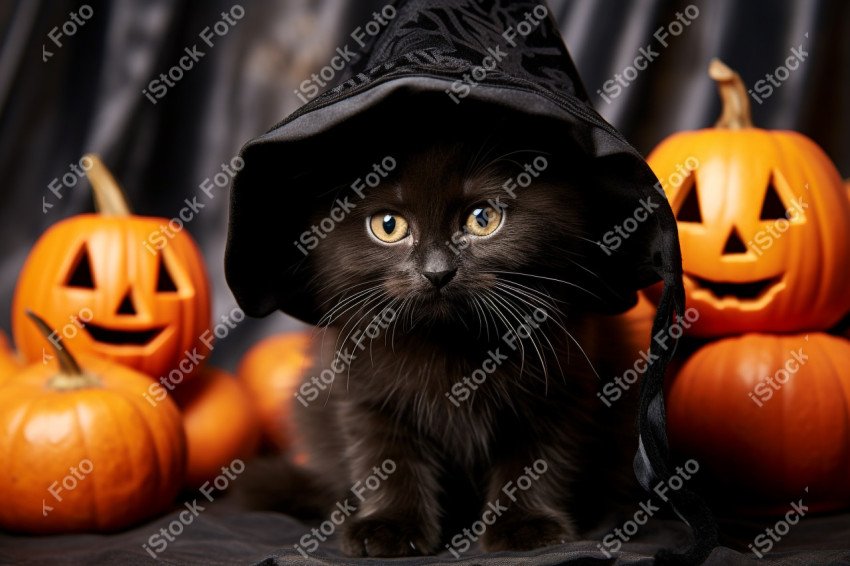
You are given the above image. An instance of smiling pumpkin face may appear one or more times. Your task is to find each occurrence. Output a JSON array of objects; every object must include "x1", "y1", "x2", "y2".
[
  {"x1": 647, "y1": 60, "x2": 850, "y2": 336},
  {"x1": 12, "y1": 156, "x2": 211, "y2": 379}
]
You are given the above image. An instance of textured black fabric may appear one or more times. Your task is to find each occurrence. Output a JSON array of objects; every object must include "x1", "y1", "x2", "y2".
[
  {"x1": 1, "y1": 492, "x2": 849, "y2": 565},
  {"x1": 225, "y1": 0, "x2": 713, "y2": 562}
]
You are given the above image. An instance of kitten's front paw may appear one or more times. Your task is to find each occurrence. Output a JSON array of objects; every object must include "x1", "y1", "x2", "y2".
[
  {"x1": 482, "y1": 513, "x2": 577, "y2": 552},
  {"x1": 340, "y1": 516, "x2": 438, "y2": 557}
]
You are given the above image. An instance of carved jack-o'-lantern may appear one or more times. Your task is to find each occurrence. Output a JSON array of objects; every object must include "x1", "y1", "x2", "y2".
[
  {"x1": 647, "y1": 60, "x2": 850, "y2": 336},
  {"x1": 12, "y1": 155, "x2": 211, "y2": 379}
]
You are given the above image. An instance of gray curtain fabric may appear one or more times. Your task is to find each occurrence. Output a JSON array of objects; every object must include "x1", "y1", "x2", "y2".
[{"x1": 0, "y1": 0, "x2": 847, "y2": 369}]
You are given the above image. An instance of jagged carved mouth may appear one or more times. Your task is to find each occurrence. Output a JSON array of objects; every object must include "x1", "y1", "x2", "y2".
[
  {"x1": 688, "y1": 275, "x2": 783, "y2": 301},
  {"x1": 84, "y1": 323, "x2": 164, "y2": 346}
]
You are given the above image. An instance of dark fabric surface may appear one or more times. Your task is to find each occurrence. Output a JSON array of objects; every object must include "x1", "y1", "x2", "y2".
[{"x1": 1, "y1": 492, "x2": 849, "y2": 565}]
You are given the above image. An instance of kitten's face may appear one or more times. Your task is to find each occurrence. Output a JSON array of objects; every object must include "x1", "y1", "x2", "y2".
[{"x1": 309, "y1": 142, "x2": 589, "y2": 333}]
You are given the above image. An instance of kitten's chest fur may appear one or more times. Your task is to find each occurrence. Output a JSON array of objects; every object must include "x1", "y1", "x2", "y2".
[{"x1": 297, "y1": 315, "x2": 608, "y2": 474}]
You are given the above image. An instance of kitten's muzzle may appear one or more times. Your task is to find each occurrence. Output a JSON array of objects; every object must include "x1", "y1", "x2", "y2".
[{"x1": 422, "y1": 268, "x2": 457, "y2": 289}]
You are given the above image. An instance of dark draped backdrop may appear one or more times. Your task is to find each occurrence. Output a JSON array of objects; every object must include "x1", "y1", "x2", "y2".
[{"x1": 1, "y1": 0, "x2": 848, "y2": 369}]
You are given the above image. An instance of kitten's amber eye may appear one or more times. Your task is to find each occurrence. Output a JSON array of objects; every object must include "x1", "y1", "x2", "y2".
[
  {"x1": 369, "y1": 213, "x2": 409, "y2": 243},
  {"x1": 465, "y1": 206, "x2": 503, "y2": 237}
]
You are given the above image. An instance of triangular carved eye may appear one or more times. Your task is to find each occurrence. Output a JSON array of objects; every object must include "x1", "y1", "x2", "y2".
[
  {"x1": 760, "y1": 178, "x2": 787, "y2": 220},
  {"x1": 65, "y1": 245, "x2": 96, "y2": 288},
  {"x1": 156, "y1": 255, "x2": 178, "y2": 293},
  {"x1": 676, "y1": 176, "x2": 702, "y2": 223}
]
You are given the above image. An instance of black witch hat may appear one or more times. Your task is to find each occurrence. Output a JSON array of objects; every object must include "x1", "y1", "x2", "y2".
[{"x1": 226, "y1": 0, "x2": 716, "y2": 562}]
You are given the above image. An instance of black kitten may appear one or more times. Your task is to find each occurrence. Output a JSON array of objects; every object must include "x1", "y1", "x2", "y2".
[{"x1": 292, "y1": 126, "x2": 640, "y2": 557}]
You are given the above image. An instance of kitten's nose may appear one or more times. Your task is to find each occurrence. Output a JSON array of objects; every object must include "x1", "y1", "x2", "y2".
[{"x1": 422, "y1": 268, "x2": 457, "y2": 289}]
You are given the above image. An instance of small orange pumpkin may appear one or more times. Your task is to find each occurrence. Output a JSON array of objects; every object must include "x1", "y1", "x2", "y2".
[
  {"x1": 647, "y1": 60, "x2": 850, "y2": 336},
  {"x1": 0, "y1": 312, "x2": 186, "y2": 533},
  {"x1": 0, "y1": 331, "x2": 22, "y2": 384},
  {"x1": 172, "y1": 366, "x2": 260, "y2": 487},
  {"x1": 666, "y1": 332, "x2": 850, "y2": 512},
  {"x1": 237, "y1": 332, "x2": 312, "y2": 452},
  {"x1": 12, "y1": 155, "x2": 211, "y2": 380}
]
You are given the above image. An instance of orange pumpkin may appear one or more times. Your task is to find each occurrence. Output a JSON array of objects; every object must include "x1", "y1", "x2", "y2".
[
  {"x1": 647, "y1": 60, "x2": 850, "y2": 336},
  {"x1": 666, "y1": 332, "x2": 850, "y2": 512},
  {"x1": 172, "y1": 366, "x2": 260, "y2": 487},
  {"x1": 237, "y1": 332, "x2": 312, "y2": 452},
  {"x1": 12, "y1": 155, "x2": 211, "y2": 380},
  {"x1": 0, "y1": 331, "x2": 22, "y2": 384},
  {"x1": 0, "y1": 312, "x2": 186, "y2": 533}
]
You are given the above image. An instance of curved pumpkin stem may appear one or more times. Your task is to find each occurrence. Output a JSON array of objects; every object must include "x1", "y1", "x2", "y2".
[
  {"x1": 709, "y1": 58, "x2": 753, "y2": 129},
  {"x1": 25, "y1": 310, "x2": 100, "y2": 390},
  {"x1": 84, "y1": 154, "x2": 132, "y2": 216}
]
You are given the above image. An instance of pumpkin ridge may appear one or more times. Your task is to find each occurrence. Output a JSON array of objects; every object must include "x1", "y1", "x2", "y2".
[
  {"x1": 72, "y1": 398, "x2": 99, "y2": 529},
  {"x1": 818, "y1": 336, "x2": 850, "y2": 481},
  {"x1": 115, "y1": 383, "x2": 167, "y2": 519}
]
